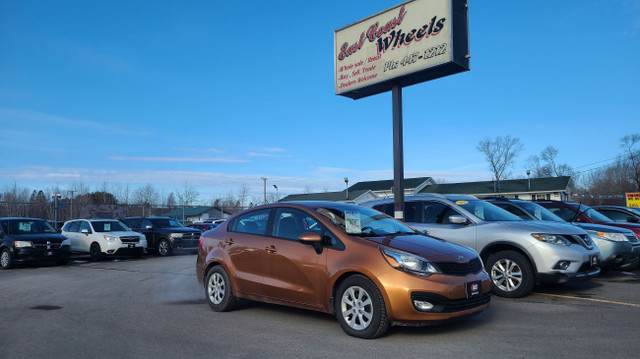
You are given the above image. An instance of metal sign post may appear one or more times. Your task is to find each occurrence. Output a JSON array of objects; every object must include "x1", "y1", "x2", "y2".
[{"x1": 392, "y1": 84, "x2": 405, "y2": 220}]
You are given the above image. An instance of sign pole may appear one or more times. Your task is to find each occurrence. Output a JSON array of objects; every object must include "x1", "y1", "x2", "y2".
[{"x1": 392, "y1": 83, "x2": 405, "y2": 220}]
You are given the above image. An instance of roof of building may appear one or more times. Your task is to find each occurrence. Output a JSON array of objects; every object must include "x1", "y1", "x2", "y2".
[
  {"x1": 279, "y1": 190, "x2": 372, "y2": 203},
  {"x1": 162, "y1": 206, "x2": 220, "y2": 217},
  {"x1": 419, "y1": 176, "x2": 571, "y2": 195},
  {"x1": 347, "y1": 177, "x2": 433, "y2": 192}
]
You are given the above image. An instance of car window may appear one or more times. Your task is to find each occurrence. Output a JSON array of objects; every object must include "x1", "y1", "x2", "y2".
[
  {"x1": 494, "y1": 203, "x2": 532, "y2": 220},
  {"x1": 230, "y1": 209, "x2": 271, "y2": 235},
  {"x1": 316, "y1": 205, "x2": 413, "y2": 236},
  {"x1": 7, "y1": 219, "x2": 57, "y2": 234},
  {"x1": 121, "y1": 218, "x2": 141, "y2": 228},
  {"x1": 273, "y1": 208, "x2": 322, "y2": 241},
  {"x1": 151, "y1": 218, "x2": 184, "y2": 228},
  {"x1": 543, "y1": 205, "x2": 575, "y2": 221},
  {"x1": 79, "y1": 221, "x2": 92, "y2": 232},
  {"x1": 141, "y1": 219, "x2": 154, "y2": 228},
  {"x1": 597, "y1": 209, "x2": 627, "y2": 221},
  {"x1": 454, "y1": 199, "x2": 521, "y2": 221},
  {"x1": 64, "y1": 221, "x2": 80, "y2": 232},
  {"x1": 583, "y1": 208, "x2": 613, "y2": 223}
]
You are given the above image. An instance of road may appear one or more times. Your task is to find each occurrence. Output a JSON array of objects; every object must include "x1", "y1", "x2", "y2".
[{"x1": 1, "y1": 254, "x2": 639, "y2": 359}]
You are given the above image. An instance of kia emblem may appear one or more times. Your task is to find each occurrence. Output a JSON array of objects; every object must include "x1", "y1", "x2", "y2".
[{"x1": 456, "y1": 255, "x2": 465, "y2": 262}]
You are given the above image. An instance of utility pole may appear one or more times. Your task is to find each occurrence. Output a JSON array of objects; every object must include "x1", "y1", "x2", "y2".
[
  {"x1": 68, "y1": 190, "x2": 76, "y2": 219},
  {"x1": 261, "y1": 177, "x2": 267, "y2": 204}
]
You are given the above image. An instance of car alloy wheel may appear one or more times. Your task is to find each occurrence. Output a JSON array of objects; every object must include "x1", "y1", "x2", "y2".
[
  {"x1": 1, "y1": 248, "x2": 13, "y2": 269},
  {"x1": 487, "y1": 250, "x2": 534, "y2": 298},
  {"x1": 157, "y1": 239, "x2": 170, "y2": 256},
  {"x1": 90, "y1": 243, "x2": 103, "y2": 261},
  {"x1": 335, "y1": 275, "x2": 389, "y2": 339},
  {"x1": 205, "y1": 265, "x2": 236, "y2": 311}
]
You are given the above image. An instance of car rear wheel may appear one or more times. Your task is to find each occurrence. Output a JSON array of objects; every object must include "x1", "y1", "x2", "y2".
[
  {"x1": 157, "y1": 239, "x2": 171, "y2": 256},
  {"x1": 1, "y1": 248, "x2": 13, "y2": 269},
  {"x1": 205, "y1": 265, "x2": 236, "y2": 312},
  {"x1": 90, "y1": 243, "x2": 103, "y2": 261},
  {"x1": 487, "y1": 250, "x2": 534, "y2": 298},
  {"x1": 335, "y1": 275, "x2": 390, "y2": 339}
]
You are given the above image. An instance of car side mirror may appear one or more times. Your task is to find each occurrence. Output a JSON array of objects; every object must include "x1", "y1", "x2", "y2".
[
  {"x1": 145, "y1": 225, "x2": 154, "y2": 230},
  {"x1": 449, "y1": 215, "x2": 469, "y2": 225},
  {"x1": 81, "y1": 229, "x2": 91, "y2": 235},
  {"x1": 298, "y1": 232, "x2": 323, "y2": 254},
  {"x1": 627, "y1": 217, "x2": 640, "y2": 223}
]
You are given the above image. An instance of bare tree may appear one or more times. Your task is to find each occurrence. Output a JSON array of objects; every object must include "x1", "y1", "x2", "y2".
[
  {"x1": 133, "y1": 184, "x2": 159, "y2": 215},
  {"x1": 621, "y1": 133, "x2": 640, "y2": 191},
  {"x1": 476, "y1": 136, "x2": 523, "y2": 191},
  {"x1": 237, "y1": 184, "x2": 250, "y2": 208},
  {"x1": 177, "y1": 181, "x2": 199, "y2": 208},
  {"x1": 303, "y1": 185, "x2": 313, "y2": 194}
]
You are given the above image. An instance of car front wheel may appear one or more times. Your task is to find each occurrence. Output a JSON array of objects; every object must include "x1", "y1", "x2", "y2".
[
  {"x1": 486, "y1": 250, "x2": 535, "y2": 298},
  {"x1": 1, "y1": 248, "x2": 13, "y2": 269},
  {"x1": 157, "y1": 239, "x2": 171, "y2": 256},
  {"x1": 90, "y1": 243, "x2": 103, "y2": 261},
  {"x1": 335, "y1": 275, "x2": 390, "y2": 339},
  {"x1": 205, "y1": 265, "x2": 236, "y2": 312}
]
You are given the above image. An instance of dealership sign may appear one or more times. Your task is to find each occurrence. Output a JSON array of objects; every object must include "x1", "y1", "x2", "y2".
[
  {"x1": 334, "y1": 0, "x2": 469, "y2": 99},
  {"x1": 627, "y1": 192, "x2": 640, "y2": 208}
]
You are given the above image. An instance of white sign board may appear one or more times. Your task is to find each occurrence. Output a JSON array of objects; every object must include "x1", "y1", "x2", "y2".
[{"x1": 334, "y1": 0, "x2": 469, "y2": 99}]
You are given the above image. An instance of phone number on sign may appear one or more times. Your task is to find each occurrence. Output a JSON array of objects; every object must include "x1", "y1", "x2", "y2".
[{"x1": 383, "y1": 43, "x2": 447, "y2": 72}]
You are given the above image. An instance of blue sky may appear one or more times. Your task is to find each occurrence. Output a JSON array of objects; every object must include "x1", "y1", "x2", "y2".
[{"x1": 1, "y1": 0, "x2": 639, "y2": 203}]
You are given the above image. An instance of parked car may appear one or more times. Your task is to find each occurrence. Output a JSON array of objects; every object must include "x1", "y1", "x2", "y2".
[
  {"x1": 196, "y1": 201, "x2": 490, "y2": 339},
  {"x1": 484, "y1": 198, "x2": 640, "y2": 269},
  {"x1": 363, "y1": 195, "x2": 601, "y2": 298},
  {"x1": 591, "y1": 206, "x2": 640, "y2": 224},
  {"x1": 0, "y1": 217, "x2": 71, "y2": 269},
  {"x1": 61, "y1": 219, "x2": 147, "y2": 261},
  {"x1": 188, "y1": 222, "x2": 218, "y2": 232},
  {"x1": 120, "y1": 217, "x2": 200, "y2": 256},
  {"x1": 536, "y1": 200, "x2": 640, "y2": 239}
]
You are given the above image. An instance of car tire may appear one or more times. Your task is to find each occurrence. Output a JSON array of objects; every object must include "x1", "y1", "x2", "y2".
[
  {"x1": 486, "y1": 250, "x2": 535, "y2": 298},
  {"x1": 157, "y1": 239, "x2": 171, "y2": 257},
  {"x1": 90, "y1": 242, "x2": 103, "y2": 261},
  {"x1": 205, "y1": 265, "x2": 236, "y2": 312},
  {"x1": 335, "y1": 275, "x2": 390, "y2": 339},
  {"x1": 55, "y1": 259, "x2": 68, "y2": 266},
  {"x1": 1, "y1": 248, "x2": 14, "y2": 269}
]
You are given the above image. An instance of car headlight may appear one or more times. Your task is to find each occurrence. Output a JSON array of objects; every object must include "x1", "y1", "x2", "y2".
[
  {"x1": 595, "y1": 232, "x2": 628, "y2": 242},
  {"x1": 380, "y1": 247, "x2": 440, "y2": 277},
  {"x1": 532, "y1": 233, "x2": 571, "y2": 246},
  {"x1": 14, "y1": 240, "x2": 33, "y2": 248},
  {"x1": 170, "y1": 233, "x2": 183, "y2": 239},
  {"x1": 103, "y1": 235, "x2": 119, "y2": 242}
]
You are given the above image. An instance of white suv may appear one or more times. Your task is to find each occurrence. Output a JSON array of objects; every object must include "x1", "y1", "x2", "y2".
[
  {"x1": 363, "y1": 194, "x2": 601, "y2": 297},
  {"x1": 62, "y1": 219, "x2": 147, "y2": 261}
]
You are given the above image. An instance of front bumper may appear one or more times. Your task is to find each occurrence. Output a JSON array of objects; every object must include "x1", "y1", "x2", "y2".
[
  {"x1": 528, "y1": 242, "x2": 601, "y2": 284},
  {"x1": 13, "y1": 245, "x2": 71, "y2": 264},
  {"x1": 593, "y1": 238, "x2": 638, "y2": 268}
]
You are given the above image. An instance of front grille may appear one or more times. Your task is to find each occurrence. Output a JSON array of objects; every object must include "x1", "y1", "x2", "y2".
[
  {"x1": 120, "y1": 236, "x2": 140, "y2": 243},
  {"x1": 567, "y1": 234, "x2": 593, "y2": 249},
  {"x1": 411, "y1": 292, "x2": 491, "y2": 313},
  {"x1": 180, "y1": 232, "x2": 200, "y2": 240},
  {"x1": 435, "y1": 257, "x2": 483, "y2": 276},
  {"x1": 626, "y1": 234, "x2": 639, "y2": 243},
  {"x1": 33, "y1": 243, "x2": 61, "y2": 250}
]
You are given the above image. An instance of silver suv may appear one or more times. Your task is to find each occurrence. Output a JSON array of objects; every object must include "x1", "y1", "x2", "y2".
[{"x1": 363, "y1": 194, "x2": 601, "y2": 297}]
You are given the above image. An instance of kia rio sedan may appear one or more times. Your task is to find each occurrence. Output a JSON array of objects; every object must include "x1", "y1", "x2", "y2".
[{"x1": 196, "y1": 201, "x2": 490, "y2": 339}]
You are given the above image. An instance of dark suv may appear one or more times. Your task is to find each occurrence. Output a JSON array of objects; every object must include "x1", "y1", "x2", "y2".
[
  {"x1": 1, "y1": 217, "x2": 71, "y2": 269},
  {"x1": 120, "y1": 217, "x2": 201, "y2": 256}
]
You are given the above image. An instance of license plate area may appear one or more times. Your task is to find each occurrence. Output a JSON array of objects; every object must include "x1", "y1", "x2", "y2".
[
  {"x1": 466, "y1": 281, "x2": 481, "y2": 298},
  {"x1": 128, "y1": 244, "x2": 134, "y2": 248},
  {"x1": 590, "y1": 255, "x2": 599, "y2": 267}
]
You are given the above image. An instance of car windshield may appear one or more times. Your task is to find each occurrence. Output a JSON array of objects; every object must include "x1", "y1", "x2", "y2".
[
  {"x1": 6, "y1": 219, "x2": 57, "y2": 234},
  {"x1": 516, "y1": 201, "x2": 565, "y2": 222},
  {"x1": 92, "y1": 221, "x2": 130, "y2": 232},
  {"x1": 315, "y1": 205, "x2": 416, "y2": 236},
  {"x1": 455, "y1": 199, "x2": 522, "y2": 221},
  {"x1": 583, "y1": 207, "x2": 614, "y2": 223}
]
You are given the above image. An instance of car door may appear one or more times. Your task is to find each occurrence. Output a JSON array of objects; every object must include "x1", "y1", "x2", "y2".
[
  {"x1": 261, "y1": 207, "x2": 327, "y2": 309},
  {"x1": 64, "y1": 221, "x2": 85, "y2": 252},
  {"x1": 78, "y1": 220, "x2": 94, "y2": 252},
  {"x1": 404, "y1": 200, "x2": 479, "y2": 251},
  {"x1": 224, "y1": 208, "x2": 272, "y2": 297}
]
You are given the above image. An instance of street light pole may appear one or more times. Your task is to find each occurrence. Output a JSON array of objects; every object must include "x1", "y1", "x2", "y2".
[
  {"x1": 344, "y1": 177, "x2": 349, "y2": 200},
  {"x1": 273, "y1": 184, "x2": 278, "y2": 202},
  {"x1": 261, "y1": 177, "x2": 267, "y2": 204}
]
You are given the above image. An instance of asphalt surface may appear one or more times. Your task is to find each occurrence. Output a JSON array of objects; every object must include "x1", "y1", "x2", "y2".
[{"x1": 1, "y1": 254, "x2": 639, "y2": 359}]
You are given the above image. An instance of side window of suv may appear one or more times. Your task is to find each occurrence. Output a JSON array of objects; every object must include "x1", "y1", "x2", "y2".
[
  {"x1": 413, "y1": 201, "x2": 456, "y2": 224},
  {"x1": 64, "y1": 221, "x2": 80, "y2": 232},
  {"x1": 544, "y1": 205, "x2": 574, "y2": 221}
]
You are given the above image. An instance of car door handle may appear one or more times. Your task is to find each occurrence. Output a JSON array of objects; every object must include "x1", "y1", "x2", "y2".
[
  {"x1": 224, "y1": 238, "x2": 234, "y2": 246},
  {"x1": 265, "y1": 245, "x2": 277, "y2": 254}
]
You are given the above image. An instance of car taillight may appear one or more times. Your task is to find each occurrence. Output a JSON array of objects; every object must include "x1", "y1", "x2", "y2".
[{"x1": 199, "y1": 236, "x2": 205, "y2": 249}]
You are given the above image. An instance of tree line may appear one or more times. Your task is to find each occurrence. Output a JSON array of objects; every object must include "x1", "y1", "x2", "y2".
[{"x1": 476, "y1": 133, "x2": 640, "y2": 205}]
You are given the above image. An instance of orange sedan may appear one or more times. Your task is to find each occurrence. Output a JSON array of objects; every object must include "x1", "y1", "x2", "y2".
[{"x1": 196, "y1": 201, "x2": 490, "y2": 338}]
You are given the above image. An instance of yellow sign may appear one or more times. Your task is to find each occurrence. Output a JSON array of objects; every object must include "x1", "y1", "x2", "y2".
[{"x1": 626, "y1": 192, "x2": 640, "y2": 207}]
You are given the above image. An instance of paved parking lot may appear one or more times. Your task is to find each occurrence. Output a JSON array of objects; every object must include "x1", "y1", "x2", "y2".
[{"x1": 1, "y1": 254, "x2": 639, "y2": 359}]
